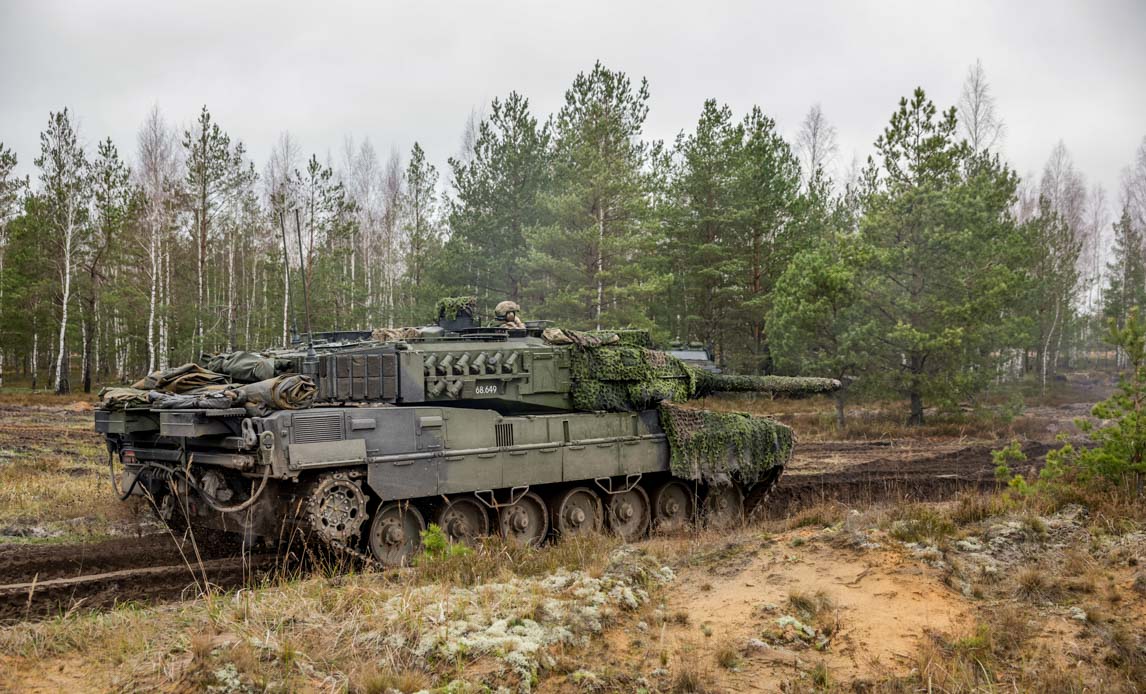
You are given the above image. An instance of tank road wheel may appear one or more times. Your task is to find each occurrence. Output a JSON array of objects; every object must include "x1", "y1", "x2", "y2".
[
  {"x1": 368, "y1": 501, "x2": 426, "y2": 567},
  {"x1": 703, "y1": 485, "x2": 745, "y2": 529},
  {"x1": 651, "y1": 480, "x2": 696, "y2": 533},
  {"x1": 551, "y1": 486, "x2": 604, "y2": 538},
  {"x1": 606, "y1": 486, "x2": 651, "y2": 542},
  {"x1": 498, "y1": 492, "x2": 549, "y2": 547},
  {"x1": 307, "y1": 473, "x2": 369, "y2": 545},
  {"x1": 436, "y1": 497, "x2": 490, "y2": 545}
]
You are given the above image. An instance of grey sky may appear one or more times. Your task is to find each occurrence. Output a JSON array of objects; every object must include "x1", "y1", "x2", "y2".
[{"x1": 2, "y1": 0, "x2": 1144, "y2": 203}]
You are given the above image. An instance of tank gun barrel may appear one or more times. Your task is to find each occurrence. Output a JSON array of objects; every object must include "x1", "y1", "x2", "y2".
[{"x1": 690, "y1": 370, "x2": 841, "y2": 399}]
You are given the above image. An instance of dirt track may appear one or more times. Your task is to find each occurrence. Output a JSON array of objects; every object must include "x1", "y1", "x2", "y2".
[{"x1": 0, "y1": 427, "x2": 1055, "y2": 623}]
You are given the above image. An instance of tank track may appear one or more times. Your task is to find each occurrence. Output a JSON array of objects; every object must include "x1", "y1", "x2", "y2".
[{"x1": 302, "y1": 468, "x2": 786, "y2": 568}]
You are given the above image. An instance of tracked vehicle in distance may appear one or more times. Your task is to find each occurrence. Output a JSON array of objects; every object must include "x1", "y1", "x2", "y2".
[{"x1": 96, "y1": 299, "x2": 838, "y2": 566}]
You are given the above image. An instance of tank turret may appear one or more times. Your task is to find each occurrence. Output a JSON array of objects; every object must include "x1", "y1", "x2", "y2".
[{"x1": 267, "y1": 323, "x2": 838, "y2": 415}]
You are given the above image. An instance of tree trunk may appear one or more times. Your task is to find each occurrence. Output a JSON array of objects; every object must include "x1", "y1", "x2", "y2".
[
  {"x1": 81, "y1": 300, "x2": 93, "y2": 393},
  {"x1": 909, "y1": 389, "x2": 924, "y2": 426},
  {"x1": 595, "y1": 204, "x2": 605, "y2": 330},
  {"x1": 31, "y1": 332, "x2": 38, "y2": 390},
  {"x1": 835, "y1": 390, "x2": 847, "y2": 431},
  {"x1": 227, "y1": 240, "x2": 237, "y2": 351},
  {"x1": 55, "y1": 224, "x2": 73, "y2": 394}
]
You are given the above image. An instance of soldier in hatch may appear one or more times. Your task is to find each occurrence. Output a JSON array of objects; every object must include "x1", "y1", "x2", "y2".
[{"x1": 495, "y1": 300, "x2": 525, "y2": 329}]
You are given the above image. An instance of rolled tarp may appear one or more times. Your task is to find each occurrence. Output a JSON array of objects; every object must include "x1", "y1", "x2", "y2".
[
  {"x1": 132, "y1": 363, "x2": 228, "y2": 393},
  {"x1": 203, "y1": 351, "x2": 292, "y2": 384},
  {"x1": 235, "y1": 374, "x2": 317, "y2": 414}
]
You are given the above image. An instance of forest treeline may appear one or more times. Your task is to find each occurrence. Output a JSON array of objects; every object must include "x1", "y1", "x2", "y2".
[{"x1": 1, "y1": 61, "x2": 1145, "y2": 424}]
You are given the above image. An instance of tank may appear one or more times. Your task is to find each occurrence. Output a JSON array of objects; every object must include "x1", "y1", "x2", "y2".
[{"x1": 95, "y1": 298, "x2": 839, "y2": 566}]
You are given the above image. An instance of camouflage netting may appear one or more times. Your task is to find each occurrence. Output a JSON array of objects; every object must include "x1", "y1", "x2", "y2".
[
  {"x1": 370, "y1": 326, "x2": 422, "y2": 342},
  {"x1": 555, "y1": 328, "x2": 840, "y2": 413},
  {"x1": 657, "y1": 401, "x2": 794, "y2": 484},
  {"x1": 435, "y1": 296, "x2": 477, "y2": 320},
  {"x1": 586, "y1": 329, "x2": 653, "y2": 348},
  {"x1": 568, "y1": 344, "x2": 694, "y2": 412},
  {"x1": 691, "y1": 372, "x2": 841, "y2": 399}
]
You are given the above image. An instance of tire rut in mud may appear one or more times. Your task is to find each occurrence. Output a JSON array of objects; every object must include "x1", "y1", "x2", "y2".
[
  {"x1": 762, "y1": 440, "x2": 1052, "y2": 518},
  {"x1": 0, "y1": 554, "x2": 279, "y2": 624}
]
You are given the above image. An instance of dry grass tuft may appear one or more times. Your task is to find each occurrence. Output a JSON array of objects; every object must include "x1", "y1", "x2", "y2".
[
  {"x1": 713, "y1": 640, "x2": 741, "y2": 670},
  {"x1": 887, "y1": 504, "x2": 956, "y2": 545},
  {"x1": 671, "y1": 646, "x2": 716, "y2": 693},
  {"x1": 787, "y1": 590, "x2": 839, "y2": 637}
]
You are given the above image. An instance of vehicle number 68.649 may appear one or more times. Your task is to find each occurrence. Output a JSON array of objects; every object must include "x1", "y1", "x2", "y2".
[{"x1": 474, "y1": 384, "x2": 499, "y2": 395}]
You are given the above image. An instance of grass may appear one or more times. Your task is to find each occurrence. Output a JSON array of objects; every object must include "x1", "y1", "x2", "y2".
[
  {"x1": 697, "y1": 378, "x2": 1103, "y2": 442},
  {"x1": 0, "y1": 536, "x2": 673, "y2": 692},
  {"x1": 886, "y1": 504, "x2": 957, "y2": 545},
  {"x1": 786, "y1": 590, "x2": 838, "y2": 638}
]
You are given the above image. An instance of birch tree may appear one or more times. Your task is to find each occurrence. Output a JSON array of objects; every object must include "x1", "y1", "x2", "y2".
[
  {"x1": 957, "y1": 59, "x2": 1005, "y2": 152},
  {"x1": 265, "y1": 131, "x2": 301, "y2": 345},
  {"x1": 35, "y1": 109, "x2": 90, "y2": 394},
  {"x1": 136, "y1": 107, "x2": 180, "y2": 373},
  {"x1": 795, "y1": 104, "x2": 838, "y2": 185}
]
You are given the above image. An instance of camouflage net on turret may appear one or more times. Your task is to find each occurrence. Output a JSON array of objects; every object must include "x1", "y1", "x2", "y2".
[
  {"x1": 568, "y1": 345, "x2": 693, "y2": 411},
  {"x1": 657, "y1": 401, "x2": 794, "y2": 484},
  {"x1": 585, "y1": 329, "x2": 654, "y2": 348},
  {"x1": 435, "y1": 296, "x2": 477, "y2": 320}
]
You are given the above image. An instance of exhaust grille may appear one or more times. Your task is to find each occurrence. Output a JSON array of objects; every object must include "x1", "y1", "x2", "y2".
[
  {"x1": 292, "y1": 412, "x2": 344, "y2": 444},
  {"x1": 495, "y1": 423, "x2": 514, "y2": 447}
]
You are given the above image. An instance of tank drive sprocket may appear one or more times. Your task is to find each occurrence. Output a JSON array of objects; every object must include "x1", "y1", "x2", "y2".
[{"x1": 306, "y1": 472, "x2": 369, "y2": 545}]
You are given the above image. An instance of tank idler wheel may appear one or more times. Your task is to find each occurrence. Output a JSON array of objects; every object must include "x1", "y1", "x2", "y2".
[
  {"x1": 703, "y1": 484, "x2": 745, "y2": 529},
  {"x1": 436, "y1": 497, "x2": 490, "y2": 545},
  {"x1": 551, "y1": 486, "x2": 604, "y2": 538},
  {"x1": 606, "y1": 486, "x2": 651, "y2": 542},
  {"x1": 651, "y1": 480, "x2": 696, "y2": 533},
  {"x1": 498, "y1": 492, "x2": 549, "y2": 547},
  {"x1": 368, "y1": 501, "x2": 426, "y2": 567}
]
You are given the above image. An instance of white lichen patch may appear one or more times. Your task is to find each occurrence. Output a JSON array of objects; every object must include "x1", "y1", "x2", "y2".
[{"x1": 349, "y1": 547, "x2": 673, "y2": 692}]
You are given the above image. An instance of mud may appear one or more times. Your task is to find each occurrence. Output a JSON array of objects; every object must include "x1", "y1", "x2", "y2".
[
  {"x1": 0, "y1": 534, "x2": 286, "y2": 624},
  {"x1": 764, "y1": 440, "x2": 1053, "y2": 517}
]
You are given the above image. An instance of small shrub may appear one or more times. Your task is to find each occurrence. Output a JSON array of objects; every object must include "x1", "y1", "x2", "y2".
[
  {"x1": 419, "y1": 523, "x2": 471, "y2": 562},
  {"x1": 888, "y1": 505, "x2": 956, "y2": 544},
  {"x1": 1014, "y1": 566, "x2": 1055, "y2": 602},
  {"x1": 992, "y1": 440, "x2": 1027, "y2": 482},
  {"x1": 714, "y1": 640, "x2": 740, "y2": 670},
  {"x1": 810, "y1": 661, "x2": 830, "y2": 689}
]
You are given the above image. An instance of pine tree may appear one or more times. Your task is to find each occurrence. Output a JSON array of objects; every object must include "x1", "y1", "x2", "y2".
[
  {"x1": 768, "y1": 231, "x2": 870, "y2": 429},
  {"x1": 858, "y1": 89, "x2": 1024, "y2": 424},
  {"x1": 1104, "y1": 206, "x2": 1145, "y2": 329},
  {"x1": 399, "y1": 143, "x2": 442, "y2": 323},
  {"x1": 82, "y1": 138, "x2": 134, "y2": 392},
  {"x1": 663, "y1": 100, "x2": 743, "y2": 356},
  {"x1": 729, "y1": 107, "x2": 802, "y2": 373},
  {"x1": 442, "y1": 92, "x2": 551, "y2": 309},
  {"x1": 0, "y1": 143, "x2": 29, "y2": 388},
  {"x1": 183, "y1": 106, "x2": 256, "y2": 356},
  {"x1": 531, "y1": 62, "x2": 653, "y2": 329}
]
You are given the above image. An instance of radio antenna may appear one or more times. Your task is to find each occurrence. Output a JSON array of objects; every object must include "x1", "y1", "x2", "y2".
[
  {"x1": 278, "y1": 211, "x2": 299, "y2": 344},
  {"x1": 294, "y1": 209, "x2": 318, "y2": 376}
]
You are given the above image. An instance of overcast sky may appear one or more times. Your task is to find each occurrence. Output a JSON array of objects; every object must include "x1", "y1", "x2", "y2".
[{"x1": 2, "y1": 0, "x2": 1144, "y2": 204}]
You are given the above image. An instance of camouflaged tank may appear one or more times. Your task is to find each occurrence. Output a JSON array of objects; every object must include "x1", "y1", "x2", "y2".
[{"x1": 95, "y1": 298, "x2": 839, "y2": 566}]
